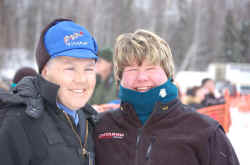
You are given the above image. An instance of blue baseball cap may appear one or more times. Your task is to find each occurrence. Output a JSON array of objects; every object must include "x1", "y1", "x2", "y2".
[{"x1": 44, "y1": 21, "x2": 98, "y2": 60}]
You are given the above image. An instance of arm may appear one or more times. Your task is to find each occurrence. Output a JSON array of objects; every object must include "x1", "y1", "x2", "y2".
[
  {"x1": 0, "y1": 115, "x2": 32, "y2": 165},
  {"x1": 209, "y1": 127, "x2": 240, "y2": 165}
]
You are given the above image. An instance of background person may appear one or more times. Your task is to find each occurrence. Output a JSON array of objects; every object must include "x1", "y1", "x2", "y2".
[
  {"x1": 0, "y1": 79, "x2": 8, "y2": 91},
  {"x1": 201, "y1": 78, "x2": 216, "y2": 99},
  {"x1": 0, "y1": 79, "x2": 9, "y2": 107},
  {"x1": 89, "y1": 48, "x2": 120, "y2": 112},
  {"x1": 183, "y1": 86, "x2": 208, "y2": 109},
  {"x1": 11, "y1": 66, "x2": 37, "y2": 88},
  {"x1": 201, "y1": 78, "x2": 225, "y2": 106}
]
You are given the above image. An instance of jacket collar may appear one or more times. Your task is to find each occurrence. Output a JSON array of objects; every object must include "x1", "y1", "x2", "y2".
[
  {"x1": 37, "y1": 75, "x2": 97, "y2": 117},
  {"x1": 36, "y1": 75, "x2": 59, "y2": 110},
  {"x1": 121, "y1": 99, "x2": 180, "y2": 114},
  {"x1": 157, "y1": 99, "x2": 180, "y2": 114},
  {"x1": 120, "y1": 98, "x2": 181, "y2": 127}
]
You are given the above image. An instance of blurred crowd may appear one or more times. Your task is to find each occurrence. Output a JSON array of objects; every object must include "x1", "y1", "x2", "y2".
[{"x1": 181, "y1": 78, "x2": 227, "y2": 109}]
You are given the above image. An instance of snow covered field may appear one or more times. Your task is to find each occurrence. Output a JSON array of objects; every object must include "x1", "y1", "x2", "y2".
[{"x1": 227, "y1": 108, "x2": 250, "y2": 165}]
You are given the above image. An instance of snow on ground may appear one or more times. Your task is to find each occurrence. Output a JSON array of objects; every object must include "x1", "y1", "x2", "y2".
[{"x1": 227, "y1": 108, "x2": 250, "y2": 165}]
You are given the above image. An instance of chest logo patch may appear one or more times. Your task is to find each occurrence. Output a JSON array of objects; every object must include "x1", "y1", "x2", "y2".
[
  {"x1": 159, "y1": 88, "x2": 167, "y2": 98},
  {"x1": 98, "y1": 132, "x2": 125, "y2": 139}
]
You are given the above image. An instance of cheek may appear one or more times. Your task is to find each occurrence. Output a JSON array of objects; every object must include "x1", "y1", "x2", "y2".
[
  {"x1": 46, "y1": 67, "x2": 73, "y2": 86},
  {"x1": 150, "y1": 71, "x2": 168, "y2": 85},
  {"x1": 120, "y1": 72, "x2": 136, "y2": 89},
  {"x1": 56, "y1": 76, "x2": 74, "y2": 98},
  {"x1": 89, "y1": 76, "x2": 96, "y2": 88},
  {"x1": 57, "y1": 75, "x2": 73, "y2": 88}
]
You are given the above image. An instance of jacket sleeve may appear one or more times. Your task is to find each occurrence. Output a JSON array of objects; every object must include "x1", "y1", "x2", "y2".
[
  {"x1": 209, "y1": 127, "x2": 240, "y2": 165},
  {"x1": 0, "y1": 114, "x2": 32, "y2": 165}
]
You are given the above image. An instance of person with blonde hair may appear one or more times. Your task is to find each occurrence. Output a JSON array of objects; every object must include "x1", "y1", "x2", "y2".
[{"x1": 94, "y1": 29, "x2": 239, "y2": 165}]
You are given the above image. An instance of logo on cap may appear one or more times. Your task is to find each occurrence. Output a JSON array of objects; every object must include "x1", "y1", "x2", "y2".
[{"x1": 64, "y1": 31, "x2": 87, "y2": 46}]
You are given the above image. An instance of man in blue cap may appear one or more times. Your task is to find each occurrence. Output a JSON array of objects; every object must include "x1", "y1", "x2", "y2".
[{"x1": 0, "y1": 18, "x2": 98, "y2": 165}]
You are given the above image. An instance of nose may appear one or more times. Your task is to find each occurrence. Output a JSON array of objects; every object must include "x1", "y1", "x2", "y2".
[
  {"x1": 74, "y1": 70, "x2": 87, "y2": 84},
  {"x1": 136, "y1": 70, "x2": 148, "y2": 82}
]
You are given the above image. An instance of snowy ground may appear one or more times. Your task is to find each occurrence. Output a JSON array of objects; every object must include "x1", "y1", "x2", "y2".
[{"x1": 227, "y1": 108, "x2": 250, "y2": 165}]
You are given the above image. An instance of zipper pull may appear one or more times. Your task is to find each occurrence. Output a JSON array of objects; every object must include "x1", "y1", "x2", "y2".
[
  {"x1": 146, "y1": 136, "x2": 156, "y2": 160},
  {"x1": 82, "y1": 148, "x2": 88, "y2": 156},
  {"x1": 136, "y1": 128, "x2": 142, "y2": 147}
]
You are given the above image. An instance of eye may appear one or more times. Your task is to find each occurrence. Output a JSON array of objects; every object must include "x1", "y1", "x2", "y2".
[
  {"x1": 146, "y1": 66, "x2": 156, "y2": 71},
  {"x1": 64, "y1": 67, "x2": 74, "y2": 71},
  {"x1": 126, "y1": 68, "x2": 137, "y2": 72},
  {"x1": 146, "y1": 67, "x2": 155, "y2": 70},
  {"x1": 85, "y1": 67, "x2": 95, "y2": 72}
]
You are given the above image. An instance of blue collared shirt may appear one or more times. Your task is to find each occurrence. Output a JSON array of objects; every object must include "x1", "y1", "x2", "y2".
[{"x1": 57, "y1": 102, "x2": 79, "y2": 126}]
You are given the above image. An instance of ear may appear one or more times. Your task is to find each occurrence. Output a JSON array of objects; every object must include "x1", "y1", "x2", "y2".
[{"x1": 41, "y1": 66, "x2": 48, "y2": 77}]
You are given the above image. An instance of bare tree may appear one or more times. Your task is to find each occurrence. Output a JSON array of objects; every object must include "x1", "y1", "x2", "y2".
[{"x1": 1, "y1": 0, "x2": 250, "y2": 76}]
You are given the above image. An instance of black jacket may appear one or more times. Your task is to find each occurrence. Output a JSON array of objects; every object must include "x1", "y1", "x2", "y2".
[
  {"x1": 202, "y1": 93, "x2": 225, "y2": 107},
  {"x1": 95, "y1": 99, "x2": 239, "y2": 165},
  {"x1": 0, "y1": 76, "x2": 97, "y2": 165}
]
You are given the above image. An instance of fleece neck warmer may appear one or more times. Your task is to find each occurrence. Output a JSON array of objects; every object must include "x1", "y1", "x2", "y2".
[{"x1": 118, "y1": 79, "x2": 178, "y2": 125}]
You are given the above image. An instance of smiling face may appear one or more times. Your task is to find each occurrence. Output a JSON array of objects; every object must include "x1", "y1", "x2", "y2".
[
  {"x1": 121, "y1": 59, "x2": 168, "y2": 92},
  {"x1": 42, "y1": 56, "x2": 96, "y2": 110},
  {"x1": 113, "y1": 29, "x2": 175, "y2": 87}
]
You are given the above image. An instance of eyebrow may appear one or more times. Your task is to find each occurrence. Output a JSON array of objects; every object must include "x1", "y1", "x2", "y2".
[
  {"x1": 61, "y1": 59, "x2": 96, "y2": 66},
  {"x1": 86, "y1": 61, "x2": 96, "y2": 67},
  {"x1": 125, "y1": 66, "x2": 138, "y2": 69}
]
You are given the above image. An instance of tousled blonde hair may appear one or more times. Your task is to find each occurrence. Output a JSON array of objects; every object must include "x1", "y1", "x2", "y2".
[{"x1": 113, "y1": 29, "x2": 175, "y2": 84}]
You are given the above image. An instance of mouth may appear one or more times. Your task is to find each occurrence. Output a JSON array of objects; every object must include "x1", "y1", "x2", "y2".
[
  {"x1": 70, "y1": 89, "x2": 86, "y2": 96},
  {"x1": 135, "y1": 86, "x2": 152, "y2": 92}
]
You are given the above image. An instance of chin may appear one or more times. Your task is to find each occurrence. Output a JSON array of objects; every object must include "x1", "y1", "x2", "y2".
[
  {"x1": 77, "y1": 100, "x2": 89, "y2": 108},
  {"x1": 70, "y1": 104, "x2": 85, "y2": 110}
]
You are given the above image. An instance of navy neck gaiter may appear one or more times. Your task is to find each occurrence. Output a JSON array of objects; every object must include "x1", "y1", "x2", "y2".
[{"x1": 118, "y1": 79, "x2": 178, "y2": 125}]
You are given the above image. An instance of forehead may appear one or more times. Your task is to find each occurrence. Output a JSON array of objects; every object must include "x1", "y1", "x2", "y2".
[
  {"x1": 205, "y1": 80, "x2": 214, "y2": 85},
  {"x1": 125, "y1": 59, "x2": 159, "y2": 67},
  {"x1": 53, "y1": 56, "x2": 96, "y2": 65}
]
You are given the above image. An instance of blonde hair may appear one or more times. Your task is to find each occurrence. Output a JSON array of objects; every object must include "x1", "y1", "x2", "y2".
[{"x1": 113, "y1": 29, "x2": 175, "y2": 84}]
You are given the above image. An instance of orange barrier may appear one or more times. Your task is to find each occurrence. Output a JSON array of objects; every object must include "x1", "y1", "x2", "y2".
[
  {"x1": 197, "y1": 90, "x2": 231, "y2": 133},
  {"x1": 228, "y1": 94, "x2": 250, "y2": 112},
  {"x1": 197, "y1": 90, "x2": 250, "y2": 133}
]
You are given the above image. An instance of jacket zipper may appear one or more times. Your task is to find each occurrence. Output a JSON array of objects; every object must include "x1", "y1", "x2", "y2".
[
  {"x1": 63, "y1": 112, "x2": 90, "y2": 159},
  {"x1": 135, "y1": 128, "x2": 142, "y2": 165},
  {"x1": 133, "y1": 103, "x2": 159, "y2": 165},
  {"x1": 145, "y1": 136, "x2": 156, "y2": 165}
]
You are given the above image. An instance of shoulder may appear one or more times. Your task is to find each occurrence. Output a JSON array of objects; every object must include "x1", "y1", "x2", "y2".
[
  {"x1": 95, "y1": 108, "x2": 122, "y2": 125},
  {"x1": 0, "y1": 104, "x2": 27, "y2": 133},
  {"x1": 1, "y1": 101, "x2": 45, "y2": 130},
  {"x1": 208, "y1": 126, "x2": 240, "y2": 164},
  {"x1": 1, "y1": 104, "x2": 26, "y2": 119},
  {"x1": 177, "y1": 103, "x2": 220, "y2": 131}
]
